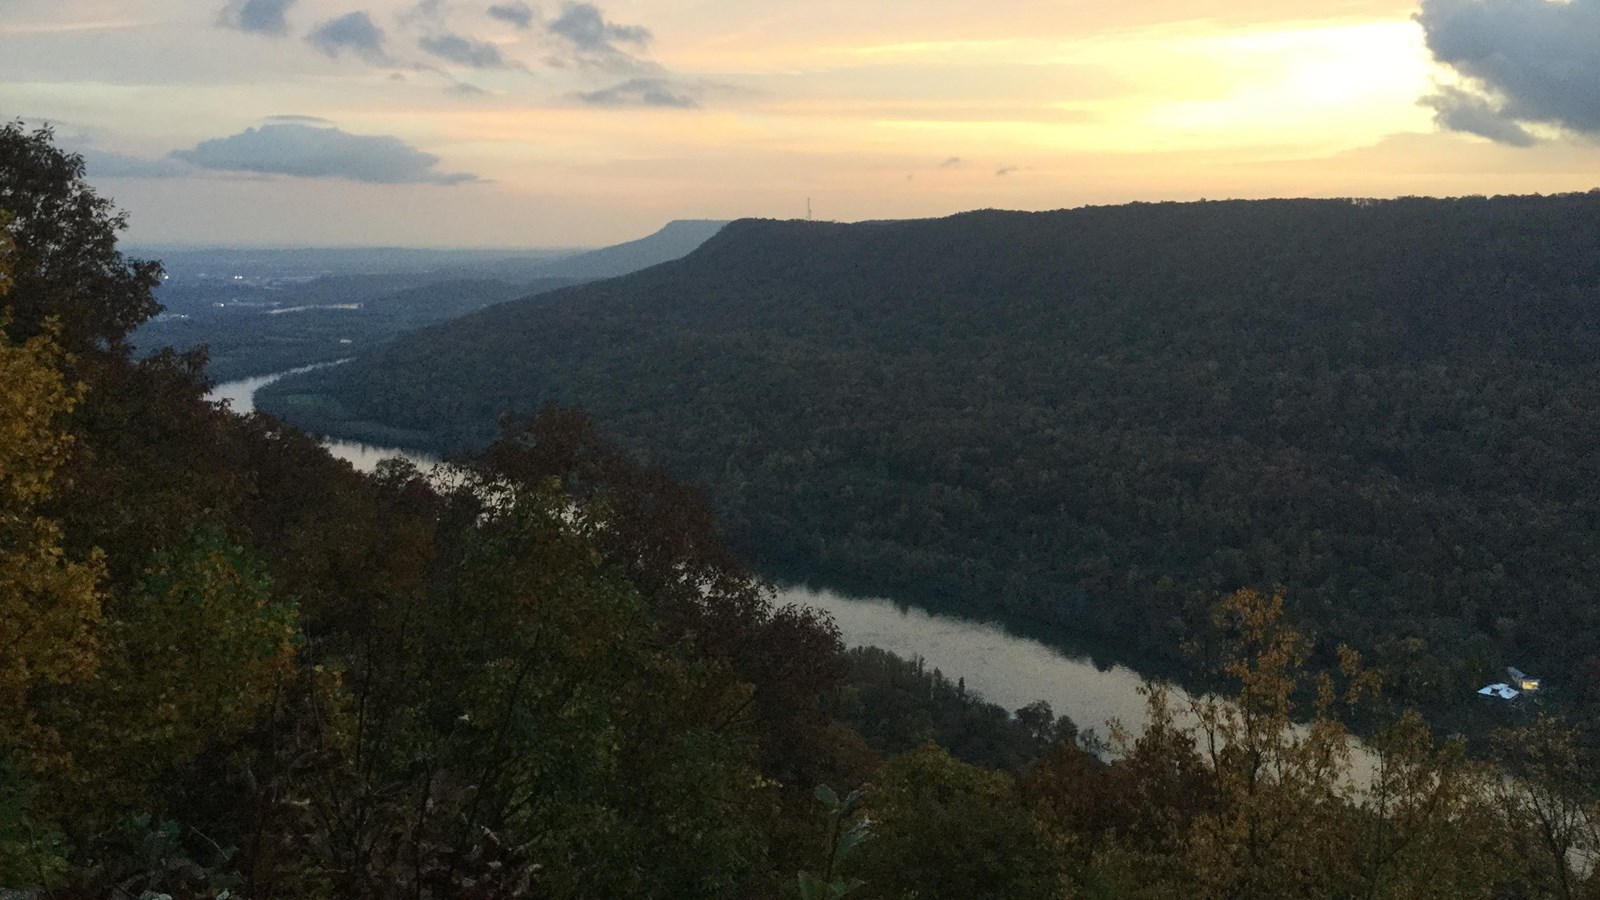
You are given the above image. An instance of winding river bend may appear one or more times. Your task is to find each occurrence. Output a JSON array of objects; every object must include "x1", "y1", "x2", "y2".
[
  {"x1": 208, "y1": 362, "x2": 438, "y2": 473},
  {"x1": 213, "y1": 368, "x2": 1172, "y2": 739}
]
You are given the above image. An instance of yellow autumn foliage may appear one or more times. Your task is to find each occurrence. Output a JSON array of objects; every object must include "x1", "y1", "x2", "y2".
[
  {"x1": 52, "y1": 529, "x2": 299, "y2": 808},
  {"x1": 0, "y1": 213, "x2": 105, "y2": 763}
]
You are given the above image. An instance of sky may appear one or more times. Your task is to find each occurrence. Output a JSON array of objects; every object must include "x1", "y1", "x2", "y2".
[{"x1": 2, "y1": 0, "x2": 1597, "y2": 247}]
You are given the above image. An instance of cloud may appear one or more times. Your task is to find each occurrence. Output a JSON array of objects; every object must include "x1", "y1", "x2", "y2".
[
  {"x1": 1421, "y1": 86, "x2": 1536, "y2": 146},
  {"x1": 170, "y1": 123, "x2": 477, "y2": 184},
  {"x1": 307, "y1": 11, "x2": 389, "y2": 64},
  {"x1": 265, "y1": 114, "x2": 333, "y2": 125},
  {"x1": 549, "y1": 3, "x2": 649, "y2": 49},
  {"x1": 488, "y1": 2, "x2": 534, "y2": 28},
  {"x1": 420, "y1": 32, "x2": 512, "y2": 67},
  {"x1": 574, "y1": 77, "x2": 699, "y2": 108},
  {"x1": 216, "y1": 0, "x2": 295, "y2": 36},
  {"x1": 411, "y1": 0, "x2": 446, "y2": 18},
  {"x1": 996, "y1": 165, "x2": 1018, "y2": 176},
  {"x1": 447, "y1": 82, "x2": 489, "y2": 96},
  {"x1": 1416, "y1": 0, "x2": 1600, "y2": 143},
  {"x1": 938, "y1": 156, "x2": 963, "y2": 168},
  {"x1": 399, "y1": 0, "x2": 448, "y2": 27},
  {"x1": 546, "y1": 2, "x2": 651, "y2": 66}
]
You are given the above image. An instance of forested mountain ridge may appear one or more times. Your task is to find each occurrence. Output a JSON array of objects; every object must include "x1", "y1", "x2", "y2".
[
  {"x1": 527, "y1": 218, "x2": 728, "y2": 280},
  {"x1": 263, "y1": 193, "x2": 1600, "y2": 714}
]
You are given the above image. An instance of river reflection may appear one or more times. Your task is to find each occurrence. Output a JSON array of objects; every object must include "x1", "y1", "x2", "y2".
[
  {"x1": 778, "y1": 584, "x2": 1170, "y2": 740},
  {"x1": 784, "y1": 583, "x2": 1377, "y2": 784}
]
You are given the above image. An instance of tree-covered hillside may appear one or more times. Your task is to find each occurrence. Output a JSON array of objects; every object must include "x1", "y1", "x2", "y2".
[{"x1": 262, "y1": 195, "x2": 1600, "y2": 712}]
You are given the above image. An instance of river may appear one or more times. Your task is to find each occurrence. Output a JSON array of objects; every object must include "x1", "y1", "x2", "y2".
[
  {"x1": 207, "y1": 361, "x2": 439, "y2": 473},
  {"x1": 209, "y1": 368, "x2": 1210, "y2": 741}
]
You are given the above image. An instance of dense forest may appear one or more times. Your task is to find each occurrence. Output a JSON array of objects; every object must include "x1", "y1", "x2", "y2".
[
  {"x1": 8, "y1": 121, "x2": 1600, "y2": 897},
  {"x1": 261, "y1": 193, "x2": 1600, "y2": 722}
]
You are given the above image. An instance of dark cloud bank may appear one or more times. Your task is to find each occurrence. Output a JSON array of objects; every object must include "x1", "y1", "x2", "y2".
[
  {"x1": 1417, "y1": 0, "x2": 1600, "y2": 144},
  {"x1": 170, "y1": 123, "x2": 476, "y2": 185}
]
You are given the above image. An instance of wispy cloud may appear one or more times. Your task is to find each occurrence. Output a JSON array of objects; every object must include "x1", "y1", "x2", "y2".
[
  {"x1": 545, "y1": 2, "x2": 652, "y2": 67},
  {"x1": 487, "y1": 2, "x2": 534, "y2": 29},
  {"x1": 216, "y1": 0, "x2": 296, "y2": 36},
  {"x1": 307, "y1": 11, "x2": 389, "y2": 64},
  {"x1": 401, "y1": 0, "x2": 448, "y2": 26},
  {"x1": 420, "y1": 32, "x2": 514, "y2": 68},
  {"x1": 574, "y1": 77, "x2": 700, "y2": 108}
]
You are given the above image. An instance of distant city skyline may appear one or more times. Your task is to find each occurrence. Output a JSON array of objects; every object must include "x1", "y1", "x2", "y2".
[{"x1": 4, "y1": 0, "x2": 1597, "y2": 247}]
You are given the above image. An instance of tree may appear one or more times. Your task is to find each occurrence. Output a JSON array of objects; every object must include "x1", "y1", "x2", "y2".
[
  {"x1": 479, "y1": 409, "x2": 846, "y2": 785},
  {"x1": 1178, "y1": 588, "x2": 1359, "y2": 897},
  {"x1": 851, "y1": 744, "x2": 1059, "y2": 900},
  {"x1": 1040, "y1": 590, "x2": 1517, "y2": 899},
  {"x1": 0, "y1": 121, "x2": 162, "y2": 353},
  {"x1": 1490, "y1": 715, "x2": 1600, "y2": 900},
  {"x1": 0, "y1": 211, "x2": 105, "y2": 887},
  {"x1": 45, "y1": 529, "x2": 298, "y2": 816}
]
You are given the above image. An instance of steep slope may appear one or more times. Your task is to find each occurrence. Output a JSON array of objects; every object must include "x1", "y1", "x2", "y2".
[
  {"x1": 259, "y1": 195, "x2": 1600, "y2": 704},
  {"x1": 521, "y1": 218, "x2": 729, "y2": 280}
]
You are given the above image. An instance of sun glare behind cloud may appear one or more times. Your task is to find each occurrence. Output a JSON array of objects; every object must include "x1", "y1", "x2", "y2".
[{"x1": 1144, "y1": 20, "x2": 1436, "y2": 153}]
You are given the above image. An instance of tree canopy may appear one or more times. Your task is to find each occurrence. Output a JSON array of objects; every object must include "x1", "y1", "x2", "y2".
[{"x1": 0, "y1": 121, "x2": 162, "y2": 352}]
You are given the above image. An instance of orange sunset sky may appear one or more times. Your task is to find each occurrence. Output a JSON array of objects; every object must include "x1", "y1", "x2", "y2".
[{"x1": 3, "y1": 0, "x2": 1597, "y2": 246}]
